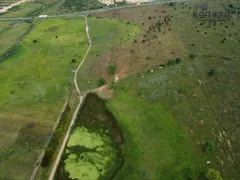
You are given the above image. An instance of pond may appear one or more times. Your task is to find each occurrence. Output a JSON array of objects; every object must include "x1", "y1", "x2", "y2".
[{"x1": 55, "y1": 93, "x2": 124, "y2": 180}]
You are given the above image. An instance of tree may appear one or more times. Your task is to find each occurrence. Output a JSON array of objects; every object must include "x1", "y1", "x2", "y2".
[
  {"x1": 98, "y1": 78, "x2": 106, "y2": 87},
  {"x1": 206, "y1": 168, "x2": 223, "y2": 180},
  {"x1": 108, "y1": 64, "x2": 116, "y2": 74},
  {"x1": 176, "y1": 57, "x2": 181, "y2": 63}
]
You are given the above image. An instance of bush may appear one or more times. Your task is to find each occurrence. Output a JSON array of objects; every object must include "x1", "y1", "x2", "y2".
[
  {"x1": 206, "y1": 168, "x2": 223, "y2": 180},
  {"x1": 0, "y1": 44, "x2": 20, "y2": 63},
  {"x1": 41, "y1": 148, "x2": 54, "y2": 167},
  {"x1": 98, "y1": 78, "x2": 106, "y2": 87},
  {"x1": 202, "y1": 140, "x2": 216, "y2": 153},
  {"x1": 108, "y1": 64, "x2": 116, "y2": 74},
  {"x1": 189, "y1": 54, "x2": 195, "y2": 59},
  {"x1": 109, "y1": 81, "x2": 115, "y2": 89},
  {"x1": 167, "y1": 60, "x2": 176, "y2": 66},
  {"x1": 71, "y1": 59, "x2": 77, "y2": 63},
  {"x1": 208, "y1": 69, "x2": 215, "y2": 76},
  {"x1": 176, "y1": 57, "x2": 181, "y2": 63}
]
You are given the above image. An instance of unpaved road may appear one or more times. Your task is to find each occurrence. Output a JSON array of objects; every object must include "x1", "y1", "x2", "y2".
[{"x1": 48, "y1": 15, "x2": 92, "y2": 180}]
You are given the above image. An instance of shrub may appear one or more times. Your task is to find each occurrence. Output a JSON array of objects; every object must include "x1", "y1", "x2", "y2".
[
  {"x1": 107, "y1": 64, "x2": 116, "y2": 74},
  {"x1": 202, "y1": 140, "x2": 216, "y2": 153},
  {"x1": 0, "y1": 44, "x2": 20, "y2": 63},
  {"x1": 189, "y1": 54, "x2": 195, "y2": 59},
  {"x1": 208, "y1": 69, "x2": 215, "y2": 76},
  {"x1": 109, "y1": 81, "x2": 115, "y2": 89},
  {"x1": 206, "y1": 168, "x2": 223, "y2": 180},
  {"x1": 176, "y1": 57, "x2": 181, "y2": 63},
  {"x1": 41, "y1": 148, "x2": 54, "y2": 167},
  {"x1": 71, "y1": 59, "x2": 77, "y2": 63},
  {"x1": 98, "y1": 78, "x2": 106, "y2": 87},
  {"x1": 167, "y1": 60, "x2": 176, "y2": 66}
]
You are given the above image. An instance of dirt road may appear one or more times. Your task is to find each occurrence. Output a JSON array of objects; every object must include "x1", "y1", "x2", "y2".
[{"x1": 47, "y1": 15, "x2": 92, "y2": 180}]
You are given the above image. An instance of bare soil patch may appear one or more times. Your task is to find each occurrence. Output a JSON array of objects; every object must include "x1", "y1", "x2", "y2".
[{"x1": 91, "y1": 4, "x2": 186, "y2": 83}]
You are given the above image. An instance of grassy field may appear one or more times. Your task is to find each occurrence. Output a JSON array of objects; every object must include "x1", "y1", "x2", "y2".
[
  {"x1": 0, "y1": 2, "x2": 44, "y2": 18},
  {"x1": 0, "y1": 21, "x2": 31, "y2": 56},
  {"x1": 107, "y1": 90, "x2": 204, "y2": 179},
  {"x1": 0, "y1": 18, "x2": 88, "y2": 180},
  {"x1": 78, "y1": 16, "x2": 140, "y2": 91},
  {"x1": 83, "y1": 1, "x2": 240, "y2": 179}
]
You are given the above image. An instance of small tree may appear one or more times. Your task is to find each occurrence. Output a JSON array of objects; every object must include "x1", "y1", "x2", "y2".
[
  {"x1": 176, "y1": 57, "x2": 181, "y2": 63},
  {"x1": 202, "y1": 140, "x2": 215, "y2": 153},
  {"x1": 108, "y1": 64, "x2": 116, "y2": 74},
  {"x1": 206, "y1": 168, "x2": 223, "y2": 180},
  {"x1": 98, "y1": 78, "x2": 106, "y2": 87}
]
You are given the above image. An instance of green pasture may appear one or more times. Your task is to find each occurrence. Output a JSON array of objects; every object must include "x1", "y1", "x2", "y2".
[
  {"x1": 0, "y1": 18, "x2": 88, "y2": 180},
  {"x1": 78, "y1": 17, "x2": 140, "y2": 91}
]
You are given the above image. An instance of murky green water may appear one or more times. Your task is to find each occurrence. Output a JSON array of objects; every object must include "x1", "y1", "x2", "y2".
[{"x1": 55, "y1": 93, "x2": 123, "y2": 180}]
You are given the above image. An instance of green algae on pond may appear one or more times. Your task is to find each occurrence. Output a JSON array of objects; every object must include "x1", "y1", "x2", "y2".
[
  {"x1": 67, "y1": 127, "x2": 105, "y2": 149},
  {"x1": 55, "y1": 93, "x2": 124, "y2": 180},
  {"x1": 64, "y1": 127, "x2": 117, "y2": 180}
]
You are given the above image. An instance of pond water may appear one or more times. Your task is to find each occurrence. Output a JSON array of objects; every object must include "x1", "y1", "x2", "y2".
[{"x1": 55, "y1": 93, "x2": 123, "y2": 180}]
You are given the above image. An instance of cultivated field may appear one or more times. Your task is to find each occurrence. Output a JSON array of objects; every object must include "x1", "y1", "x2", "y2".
[{"x1": 0, "y1": 18, "x2": 88, "y2": 180}]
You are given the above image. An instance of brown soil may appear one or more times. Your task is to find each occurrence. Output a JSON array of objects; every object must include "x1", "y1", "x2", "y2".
[{"x1": 93, "y1": 4, "x2": 186, "y2": 82}]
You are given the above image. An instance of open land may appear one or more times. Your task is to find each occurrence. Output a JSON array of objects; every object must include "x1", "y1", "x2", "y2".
[
  {"x1": 0, "y1": 18, "x2": 88, "y2": 180},
  {"x1": 0, "y1": 0, "x2": 240, "y2": 179},
  {"x1": 75, "y1": 0, "x2": 240, "y2": 179}
]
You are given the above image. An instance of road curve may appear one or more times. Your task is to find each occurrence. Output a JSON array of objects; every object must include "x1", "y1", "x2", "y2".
[{"x1": 48, "y1": 15, "x2": 92, "y2": 180}]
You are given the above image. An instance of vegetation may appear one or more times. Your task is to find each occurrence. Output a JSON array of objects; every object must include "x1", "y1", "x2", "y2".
[
  {"x1": 0, "y1": 18, "x2": 88, "y2": 180},
  {"x1": 55, "y1": 93, "x2": 123, "y2": 180},
  {"x1": 77, "y1": 17, "x2": 140, "y2": 91},
  {"x1": 98, "y1": 78, "x2": 106, "y2": 87},
  {"x1": 0, "y1": 22, "x2": 30, "y2": 56},
  {"x1": 206, "y1": 168, "x2": 223, "y2": 180},
  {"x1": 108, "y1": 64, "x2": 116, "y2": 74},
  {"x1": 64, "y1": 0, "x2": 105, "y2": 11},
  {"x1": 107, "y1": 90, "x2": 201, "y2": 179}
]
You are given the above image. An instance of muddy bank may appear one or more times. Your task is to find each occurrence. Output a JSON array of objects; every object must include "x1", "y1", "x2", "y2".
[{"x1": 55, "y1": 93, "x2": 124, "y2": 180}]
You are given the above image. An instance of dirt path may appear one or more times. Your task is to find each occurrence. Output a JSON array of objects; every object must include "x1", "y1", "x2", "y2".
[
  {"x1": 48, "y1": 15, "x2": 92, "y2": 180},
  {"x1": 0, "y1": 0, "x2": 29, "y2": 13}
]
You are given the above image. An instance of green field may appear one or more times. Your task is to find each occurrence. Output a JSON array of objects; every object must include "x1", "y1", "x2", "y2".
[
  {"x1": 0, "y1": 21, "x2": 31, "y2": 56},
  {"x1": 78, "y1": 17, "x2": 140, "y2": 91},
  {"x1": 102, "y1": 1, "x2": 240, "y2": 179},
  {"x1": 0, "y1": 18, "x2": 88, "y2": 180}
]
